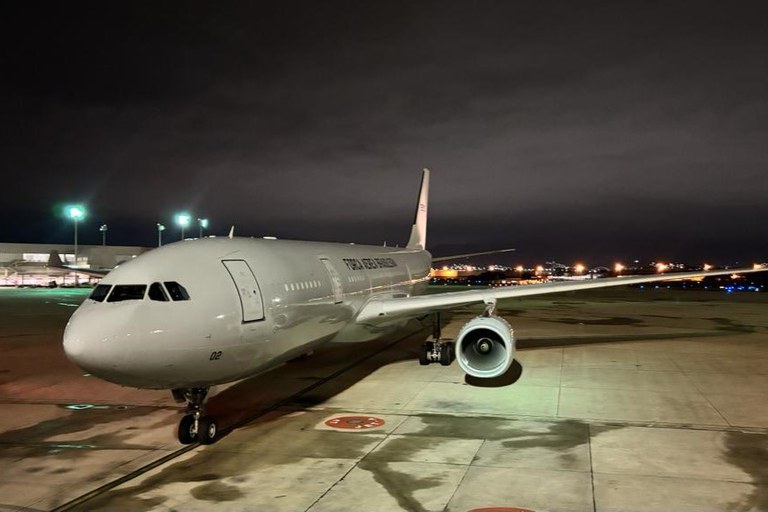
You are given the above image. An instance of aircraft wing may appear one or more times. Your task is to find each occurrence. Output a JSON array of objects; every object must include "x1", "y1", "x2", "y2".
[
  {"x1": 356, "y1": 267, "x2": 766, "y2": 324},
  {"x1": 46, "y1": 250, "x2": 111, "y2": 279},
  {"x1": 66, "y1": 267, "x2": 111, "y2": 279}
]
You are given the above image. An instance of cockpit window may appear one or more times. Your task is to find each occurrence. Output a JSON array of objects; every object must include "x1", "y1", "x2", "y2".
[
  {"x1": 164, "y1": 281, "x2": 190, "y2": 301},
  {"x1": 89, "y1": 284, "x2": 112, "y2": 302},
  {"x1": 107, "y1": 284, "x2": 147, "y2": 302},
  {"x1": 148, "y1": 282, "x2": 169, "y2": 302}
]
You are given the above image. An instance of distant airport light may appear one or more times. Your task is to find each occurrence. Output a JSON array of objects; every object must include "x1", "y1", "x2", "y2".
[
  {"x1": 703, "y1": 263, "x2": 713, "y2": 271},
  {"x1": 175, "y1": 213, "x2": 192, "y2": 240},
  {"x1": 656, "y1": 262, "x2": 669, "y2": 273},
  {"x1": 65, "y1": 204, "x2": 86, "y2": 266},
  {"x1": 614, "y1": 262, "x2": 625, "y2": 273},
  {"x1": 515, "y1": 265, "x2": 524, "y2": 273},
  {"x1": 754, "y1": 264, "x2": 763, "y2": 270},
  {"x1": 535, "y1": 265, "x2": 544, "y2": 275},
  {"x1": 198, "y1": 218, "x2": 209, "y2": 238},
  {"x1": 157, "y1": 223, "x2": 166, "y2": 247},
  {"x1": 574, "y1": 263, "x2": 586, "y2": 274}
]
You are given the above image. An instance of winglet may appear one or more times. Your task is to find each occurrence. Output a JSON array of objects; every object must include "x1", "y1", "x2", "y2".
[
  {"x1": 228, "y1": 226, "x2": 235, "y2": 239},
  {"x1": 406, "y1": 168, "x2": 430, "y2": 250}
]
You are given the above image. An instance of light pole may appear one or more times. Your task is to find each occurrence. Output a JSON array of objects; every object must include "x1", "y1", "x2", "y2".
[
  {"x1": 198, "y1": 218, "x2": 208, "y2": 238},
  {"x1": 99, "y1": 224, "x2": 108, "y2": 246},
  {"x1": 157, "y1": 223, "x2": 166, "y2": 247},
  {"x1": 66, "y1": 205, "x2": 85, "y2": 266},
  {"x1": 175, "y1": 213, "x2": 191, "y2": 240}
]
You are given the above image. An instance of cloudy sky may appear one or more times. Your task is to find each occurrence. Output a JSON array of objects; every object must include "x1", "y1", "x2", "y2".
[{"x1": 2, "y1": 1, "x2": 767, "y2": 264}]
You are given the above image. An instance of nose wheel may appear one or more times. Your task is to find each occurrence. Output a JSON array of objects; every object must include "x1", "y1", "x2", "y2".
[{"x1": 172, "y1": 387, "x2": 218, "y2": 445}]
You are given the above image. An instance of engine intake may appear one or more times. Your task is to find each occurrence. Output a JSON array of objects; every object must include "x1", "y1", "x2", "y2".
[{"x1": 455, "y1": 315, "x2": 515, "y2": 379}]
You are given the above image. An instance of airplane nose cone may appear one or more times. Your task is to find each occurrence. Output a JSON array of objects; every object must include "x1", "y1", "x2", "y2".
[
  {"x1": 62, "y1": 304, "x2": 137, "y2": 377},
  {"x1": 62, "y1": 314, "x2": 88, "y2": 362}
]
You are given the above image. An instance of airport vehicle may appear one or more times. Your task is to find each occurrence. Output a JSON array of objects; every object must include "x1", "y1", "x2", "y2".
[{"x1": 62, "y1": 170, "x2": 766, "y2": 444}]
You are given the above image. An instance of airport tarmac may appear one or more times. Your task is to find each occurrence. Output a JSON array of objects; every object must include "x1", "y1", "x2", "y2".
[{"x1": 1, "y1": 286, "x2": 767, "y2": 511}]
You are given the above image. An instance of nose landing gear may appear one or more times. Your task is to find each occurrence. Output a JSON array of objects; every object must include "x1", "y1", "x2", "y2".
[{"x1": 172, "y1": 387, "x2": 218, "y2": 445}]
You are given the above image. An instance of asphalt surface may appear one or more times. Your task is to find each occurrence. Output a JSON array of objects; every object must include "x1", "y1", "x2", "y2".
[{"x1": 1, "y1": 286, "x2": 767, "y2": 512}]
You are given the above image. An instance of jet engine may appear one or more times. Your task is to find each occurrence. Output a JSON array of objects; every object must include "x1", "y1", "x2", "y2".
[{"x1": 455, "y1": 315, "x2": 515, "y2": 379}]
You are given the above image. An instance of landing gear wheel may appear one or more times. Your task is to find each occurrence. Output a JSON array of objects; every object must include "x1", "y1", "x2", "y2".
[
  {"x1": 178, "y1": 414, "x2": 197, "y2": 444},
  {"x1": 173, "y1": 387, "x2": 215, "y2": 445},
  {"x1": 197, "y1": 416, "x2": 218, "y2": 444},
  {"x1": 419, "y1": 341, "x2": 434, "y2": 365},
  {"x1": 439, "y1": 342, "x2": 454, "y2": 366}
]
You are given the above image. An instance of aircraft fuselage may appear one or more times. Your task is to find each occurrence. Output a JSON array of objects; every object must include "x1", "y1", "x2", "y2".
[{"x1": 63, "y1": 237, "x2": 431, "y2": 389}]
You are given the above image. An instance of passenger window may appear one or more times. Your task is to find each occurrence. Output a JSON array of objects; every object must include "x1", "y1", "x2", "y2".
[
  {"x1": 107, "y1": 284, "x2": 147, "y2": 302},
  {"x1": 164, "y1": 281, "x2": 190, "y2": 301},
  {"x1": 89, "y1": 284, "x2": 112, "y2": 302},
  {"x1": 148, "y1": 282, "x2": 169, "y2": 302}
]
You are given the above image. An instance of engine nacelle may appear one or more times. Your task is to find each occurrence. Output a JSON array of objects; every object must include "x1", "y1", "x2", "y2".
[{"x1": 455, "y1": 315, "x2": 515, "y2": 379}]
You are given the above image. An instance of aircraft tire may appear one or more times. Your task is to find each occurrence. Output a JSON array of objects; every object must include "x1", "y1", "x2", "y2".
[
  {"x1": 197, "y1": 416, "x2": 218, "y2": 445},
  {"x1": 419, "y1": 341, "x2": 434, "y2": 365},
  {"x1": 178, "y1": 415, "x2": 197, "y2": 444},
  {"x1": 439, "y1": 343, "x2": 453, "y2": 366}
]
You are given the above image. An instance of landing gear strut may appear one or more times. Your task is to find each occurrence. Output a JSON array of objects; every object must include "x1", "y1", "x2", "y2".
[
  {"x1": 172, "y1": 387, "x2": 218, "y2": 445},
  {"x1": 419, "y1": 312, "x2": 455, "y2": 366}
]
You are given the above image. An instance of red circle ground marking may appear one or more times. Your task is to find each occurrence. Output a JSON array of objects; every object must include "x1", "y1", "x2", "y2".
[{"x1": 324, "y1": 415, "x2": 386, "y2": 430}]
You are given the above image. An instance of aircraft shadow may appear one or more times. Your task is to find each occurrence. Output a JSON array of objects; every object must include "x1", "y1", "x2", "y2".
[
  {"x1": 205, "y1": 318, "x2": 436, "y2": 440},
  {"x1": 202, "y1": 314, "x2": 722, "y2": 439}
]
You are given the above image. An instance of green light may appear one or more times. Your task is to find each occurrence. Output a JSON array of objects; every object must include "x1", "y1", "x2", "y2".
[
  {"x1": 157, "y1": 223, "x2": 166, "y2": 232},
  {"x1": 175, "y1": 213, "x2": 191, "y2": 227},
  {"x1": 198, "y1": 218, "x2": 209, "y2": 229},
  {"x1": 66, "y1": 205, "x2": 86, "y2": 220}
]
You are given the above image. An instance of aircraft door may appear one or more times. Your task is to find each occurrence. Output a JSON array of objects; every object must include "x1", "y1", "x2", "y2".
[
  {"x1": 320, "y1": 258, "x2": 343, "y2": 304},
  {"x1": 222, "y1": 260, "x2": 265, "y2": 322}
]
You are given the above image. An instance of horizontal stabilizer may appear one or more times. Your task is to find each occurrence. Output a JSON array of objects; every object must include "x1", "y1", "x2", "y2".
[{"x1": 432, "y1": 248, "x2": 516, "y2": 263}]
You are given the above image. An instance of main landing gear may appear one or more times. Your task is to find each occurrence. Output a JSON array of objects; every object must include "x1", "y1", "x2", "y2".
[
  {"x1": 419, "y1": 312, "x2": 455, "y2": 366},
  {"x1": 172, "y1": 387, "x2": 218, "y2": 445}
]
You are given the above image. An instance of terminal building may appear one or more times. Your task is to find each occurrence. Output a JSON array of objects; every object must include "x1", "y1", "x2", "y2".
[{"x1": 0, "y1": 242, "x2": 148, "y2": 286}]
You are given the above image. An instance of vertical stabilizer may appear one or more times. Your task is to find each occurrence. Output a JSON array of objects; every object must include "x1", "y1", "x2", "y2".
[
  {"x1": 406, "y1": 168, "x2": 430, "y2": 250},
  {"x1": 48, "y1": 250, "x2": 64, "y2": 268}
]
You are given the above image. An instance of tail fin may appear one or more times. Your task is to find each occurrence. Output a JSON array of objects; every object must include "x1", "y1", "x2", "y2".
[
  {"x1": 48, "y1": 250, "x2": 64, "y2": 268},
  {"x1": 406, "y1": 168, "x2": 430, "y2": 250}
]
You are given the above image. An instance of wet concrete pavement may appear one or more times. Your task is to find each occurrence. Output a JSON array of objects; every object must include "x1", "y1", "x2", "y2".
[{"x1": 1, "y1": 287, "x2": 767, "y2": 511}]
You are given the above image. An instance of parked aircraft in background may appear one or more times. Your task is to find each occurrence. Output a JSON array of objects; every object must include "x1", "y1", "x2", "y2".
[
  {"x1": 62, "y1": 169, "x2": 767, "y2": 444},
  {"x1": 0, "y1": 250, "x2": 107, "y2": 285}
]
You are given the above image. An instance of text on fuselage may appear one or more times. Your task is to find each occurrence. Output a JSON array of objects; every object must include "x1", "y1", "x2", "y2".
[{"x1": 342, "y1": 257, "x2": 398, "y2": 271}]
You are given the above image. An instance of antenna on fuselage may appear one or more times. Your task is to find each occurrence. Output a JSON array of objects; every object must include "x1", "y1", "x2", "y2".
[{"x1": 228, "y1": 226, "x2": 235, "y2": 239}]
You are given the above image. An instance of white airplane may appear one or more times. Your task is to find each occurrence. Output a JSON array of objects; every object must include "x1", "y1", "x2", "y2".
[{"x1": 62, "y1": 169, "x2": 766, "y2": 444}]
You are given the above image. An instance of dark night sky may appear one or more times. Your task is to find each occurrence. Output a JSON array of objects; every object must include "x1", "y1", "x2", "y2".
[{"x1": 2, "y1": 1, "x2": 767, "y2": 265}]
